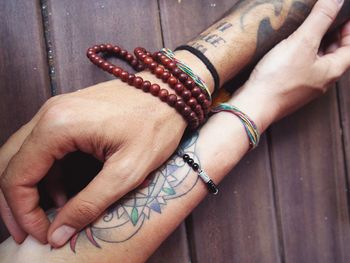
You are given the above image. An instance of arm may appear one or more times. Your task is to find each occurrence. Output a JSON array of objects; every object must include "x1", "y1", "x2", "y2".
[
  {"x1": 0, "y1": 0, "x2": 349, "y2": 249},
  {"x1": 1, "y1": 0, "x2": 349, "y2": 261}
]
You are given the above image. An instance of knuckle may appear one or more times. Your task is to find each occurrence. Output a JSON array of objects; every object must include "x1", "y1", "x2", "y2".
[
  {"x1": 299, "y1": 34, "x2": 318, "y2": 49},
  {"x1": 71, "y1": 198, "x2": 100, "y2": 224},
  {"x1": 314, "y1": 4, "x2": 337, "y2": 22},
  {"x1": 20, "y1": 214, "x2": 47, "y2": 232},
  {"x1": 111, "y1": 160, "x2": 142, "y2": 188},
  {"x1": 39, "y1": 103, "x2": 74, "y2": 131}
]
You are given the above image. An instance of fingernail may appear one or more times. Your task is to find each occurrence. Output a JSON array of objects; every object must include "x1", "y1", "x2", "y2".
[{"x1": 51, "y1": 225, "x2": 76, "y2": 247}]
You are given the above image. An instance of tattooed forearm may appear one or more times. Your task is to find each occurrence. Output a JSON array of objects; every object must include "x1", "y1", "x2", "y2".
[
  {"x1": 58, "y1": 132, "x2": 201, "y2": 253},
  {"x1": 185, "y1": 0, "x2": 349, "y2": 91}
]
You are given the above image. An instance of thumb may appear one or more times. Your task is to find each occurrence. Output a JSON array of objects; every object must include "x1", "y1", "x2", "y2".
[{"x1": 47, "y1": 157, "x2": 144, "y2": 248}]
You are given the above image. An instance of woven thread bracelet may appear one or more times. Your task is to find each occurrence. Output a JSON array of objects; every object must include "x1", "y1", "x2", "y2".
[
  {"x1": 177, "y1": 150, "x2": 219, "y2": 195},
  {"x1": 211, "y1": 103, "x2": 260, "y2": 149},
  {"x1": 160, "y1": 48, "x2": 212, "y2": 101}
]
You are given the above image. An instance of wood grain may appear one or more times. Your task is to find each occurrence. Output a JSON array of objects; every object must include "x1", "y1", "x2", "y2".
[
  {"x1": 159, "y1": 1, "x2": 281, "y2": 262},
  {"x1": 269, "y1": 89, "x2": 350, "y2": 263},
  {"x1": 44, "y1": 0, "x2": 190, "y2": 261},
  {"x1": 0, "y1": 0, "x2": 51, "y2": 242},
  {"x1": 338, "y1": 73, "x2": 350, "y2": 189}
]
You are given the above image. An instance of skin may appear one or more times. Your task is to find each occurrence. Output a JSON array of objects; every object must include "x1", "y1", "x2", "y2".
[
  {"x1": 0, "y1": 0, "x2": 349, "y2": 251},
  {"x1": 0, "y1": 0, "x2": 349, "y2": 261}
]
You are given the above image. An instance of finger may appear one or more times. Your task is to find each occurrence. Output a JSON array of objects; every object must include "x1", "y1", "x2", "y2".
[
  {"x1": 47, "y1": 157, "x2": 144, "y2": 248},
  {"x1": 295, "y1": 0, "x2": 344, "y2": 45},
  {"x1": 0, "y1": 126, "x2": 76, "y2": 244},
  {"x1": 319, "y1": 20, "x2": 350, "y2": 76},
  {"x1": 0, "y1": 190, "x2": 27, "y2": 243},
  {"x1": 340, "y1": 20, "x2": 350, "y2": 47},
  {"x1": 45, "y1": 164, "x2": 67, "y2": 208}
]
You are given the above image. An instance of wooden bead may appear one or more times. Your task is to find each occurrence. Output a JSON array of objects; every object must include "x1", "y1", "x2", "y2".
[
  {"x1": 144, "y1": 57, "x2": 153, "y2": 65},
  {"x1": 167, "y1": 94, "x2": 177, "y2": 106},
  {"x1": 113, "y1": 46, "x2": 120, "y2": 53},
  {"x1": 99, "y1": 44, "x2": 106, "y2": 51},
  {"x1": 181, "y1": 90, "x2": 191, "y2": 101},
  {"x1": 167, "y1": 62, "x2": 176, "y2": 70},
  {"x1": 174, "y1": 83, "x2": 184, "y2": 94},
  {"x1": 172, "y1": 67, "x2": 182, "y2": 77},
  {"x1": 185, "y1": 79, "x2": 195, "y2": 89},
  {"x1": 179, "y1": 73, "x2": 188, "y2": 82},
  {"x1": 131, "y1": 59, "x2": 138, "y2": 68},
  {"x1": 107, "y1": 65, "x2": 115, "y2": 73},
  {"x1": 120, "y1": 71, "x2": 129, "y2": 82},
  {"x1": 112, "y1": 67, "x2": 122, "y2": 76},
  {"x1": 133, "y1": 77, "x2": 143, "y2": 88},
  {"x1": 150, "y1": 84, "x2": 160, "y2": 95},
  {"x1": 149, "y1": 62, "x2": 158, "y2": 70},
  {"x1": 175, "y1": 99, "x2": 185, "y2": 111},
  {"x1": 197, "y1": 93, "x2": 206, "y2": 103},
  {"x1": 167, "y1": 76, "x2": 178, "y2": 87},
  {"x1": 142, "y1": 81, "x2": 151, "y2": 92},
  {"x1": 93, "y1": 45, "x2": 100, "y2": 52},
  {"x1": 136, "y1": 64, "x2": 145, "y2": 72},
  {"x1": 187, "y1": 98, "x2": 197, "y2": 109},
  {"x1": 159, "y1": 89, "x2": 169, "y2": 101},
  {"x1": 120, "y1": 49, "x2": 128, "y2": 57},
  {"x1": 102, "y1": 62, "x2": 110, "y2": 70},
  {"x1": 125, "y1": 54, "x2": 133, "y2": 62},
  {"x1": 191, "y1": 87, "x2": 201, "y2": 97},
  {"x1": 154, "y1": 66, "x2": 164, "y2": 77},
  {"x1": 161, "y1": 71, "x2": 171, "y2": 82},
  {"x1": 182, "y1": 106, "x2": 191, "y2": 116},
  {"x1": 127, "y1": 74, "x2": 135, "y2": 85},
  {"x1": 106, "y1": 44, "x2": 113, "y2": 51}
]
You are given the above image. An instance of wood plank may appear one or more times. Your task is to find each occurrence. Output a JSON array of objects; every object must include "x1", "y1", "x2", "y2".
[
  {"x1": 159, "y1": 1, "x2": 281, "y2": 262},
  {"x1": 338, "y1": 72, "x2": 350, "y2": 190},
  {"x1": 45, "y1": 1, "x2": 190, "y2": 261},
  {"x1": 0, "y1": 0, "x2": 51, "y2": 242},
  {"x1": 269, "y1": 89, "x2": 350, "y2": 263}
]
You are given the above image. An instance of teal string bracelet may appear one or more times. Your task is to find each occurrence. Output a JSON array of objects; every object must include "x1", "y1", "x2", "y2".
[
  {"x1": 211, "y1": 103, "x2": 260, "y2": 149},
  {"x1": 160, "y1": 48, "x2": 212, "y2": 101}
]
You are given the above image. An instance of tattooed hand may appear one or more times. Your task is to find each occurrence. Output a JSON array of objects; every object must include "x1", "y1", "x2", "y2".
[{"x1": 231, "y1": 0, "x2": 350, "y2": 129}]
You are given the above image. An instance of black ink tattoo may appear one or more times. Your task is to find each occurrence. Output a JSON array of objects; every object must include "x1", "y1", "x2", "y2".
[{"x1": 67, "y1": 132, "x2": 200, "y2": 253}]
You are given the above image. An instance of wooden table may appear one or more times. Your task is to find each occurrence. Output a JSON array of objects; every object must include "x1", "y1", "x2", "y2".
[{"x1": 0, "y1": 1, "x2": 349, "y2": 262}]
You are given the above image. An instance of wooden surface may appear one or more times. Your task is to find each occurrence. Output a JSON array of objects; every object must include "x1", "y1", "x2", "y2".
[{"x1": 0, "y1": 1, "x2": 349, "y2": 262}]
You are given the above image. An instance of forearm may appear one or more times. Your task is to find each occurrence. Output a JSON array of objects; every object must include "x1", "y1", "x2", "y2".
[
  {"x1": 176, "y1": 0, "x2": 350, "y2": 89},
  {"x1": 0, "y1": 92, "x2": 265, "y2": 262}
]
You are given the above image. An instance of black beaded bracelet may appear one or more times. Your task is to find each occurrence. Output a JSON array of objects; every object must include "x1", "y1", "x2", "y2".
[
  {"x1": 180, "y1": 153, "x2": 218, "y2": 195},
  {"x1": 175, "y1": 45, "x2": 220, "y2": 94}
]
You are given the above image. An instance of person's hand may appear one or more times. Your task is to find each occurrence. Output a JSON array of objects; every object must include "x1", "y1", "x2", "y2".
[
  {"x1": 0, "y1": 76, "x2": 187, "y2": 247},
  {"x1": 231, "y1": 0, "x2": 350, "y2": 132}
]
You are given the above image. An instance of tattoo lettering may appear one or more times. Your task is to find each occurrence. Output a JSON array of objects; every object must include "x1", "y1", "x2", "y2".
[{"x1": 65, "y1": 132, "x2": 200, "y2": 253}]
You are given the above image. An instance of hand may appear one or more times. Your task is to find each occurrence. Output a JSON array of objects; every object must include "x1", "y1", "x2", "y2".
[
  {"x1": 0, "y1": 76, "x2": 187, "y2": 247},
  {"x1": 231, "y1": 0, "x2": 350, "y2": 132}
]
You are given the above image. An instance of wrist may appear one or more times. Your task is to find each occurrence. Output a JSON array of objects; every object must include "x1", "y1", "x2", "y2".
[
  {"x1": 227, "y1": 84, "x2": 278, "y2": 133},
  {"x1": 135, "y1": 71, "x2": 188, "y2": 131}
]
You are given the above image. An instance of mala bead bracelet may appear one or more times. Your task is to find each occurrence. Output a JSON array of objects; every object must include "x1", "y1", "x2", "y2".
[
  {"x1": 211, "y1": 103, "x2": 260, "y2": 149},
  {"x1": 152, "y1": 50, "x2": 212, "y2": 115},
  {"x1": 134, "y1": 47, "x2": 209, "y2": 124},
  {"x1": 180, "y1": 153, "x2": 218, "y2": 195},
  {"x1": 86, "y1": 44, "x2": 200, "y2": 129}
]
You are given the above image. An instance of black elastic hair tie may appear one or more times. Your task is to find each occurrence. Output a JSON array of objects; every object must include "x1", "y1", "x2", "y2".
[{"x1": 175, "y1": 45, "x2": 220, "y2": 94}]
